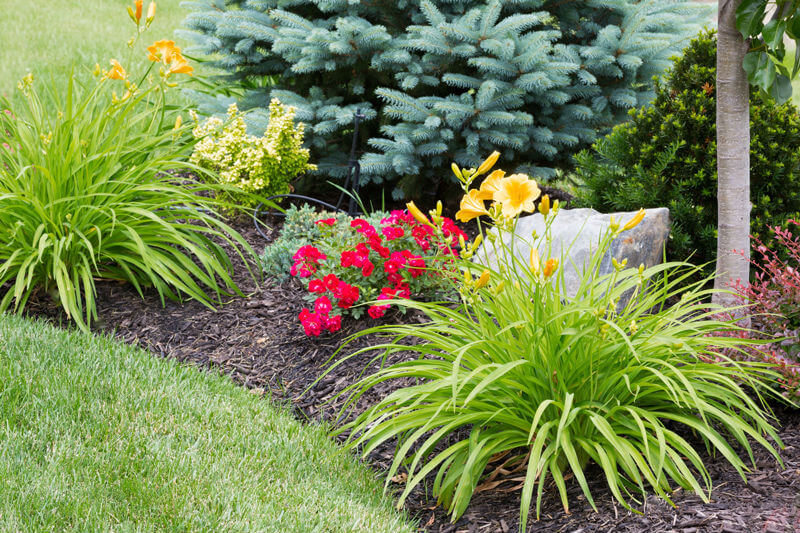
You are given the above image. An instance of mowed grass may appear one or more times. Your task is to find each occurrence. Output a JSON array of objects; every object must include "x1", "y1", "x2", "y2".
[
  {"x1": 0, "y1": 314, "x2": 415, "y2": 533},
  {"x1": 0, "y1": 0, "x2": 194, "y2": 97}
]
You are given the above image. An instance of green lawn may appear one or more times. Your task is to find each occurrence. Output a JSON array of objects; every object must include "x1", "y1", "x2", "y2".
[
  {"x1": 0, "y1": 313, "x2": 414, "y2": 532},
  {"x1": 0, "y1": 0, "x2": 195, "y2": 97}
]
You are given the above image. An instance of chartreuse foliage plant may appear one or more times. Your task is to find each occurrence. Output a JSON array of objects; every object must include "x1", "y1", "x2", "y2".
[
  {"x1": 190, "y1": 99, "x2": 315, "y2": 208},
  {"x1": 328, "y1": 153, "x2": 784, "y2": 531},
  {"x1": 0, "y1": 3, "x2": 254, "y2": 330},
  {"x1": 181, "y1": 0, "x2": 708, "y2": 197}
]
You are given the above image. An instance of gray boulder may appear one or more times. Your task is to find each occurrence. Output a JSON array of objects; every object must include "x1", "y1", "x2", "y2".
[{"x1": 474, "y1": 207, "x2": 670, "y2": 298}]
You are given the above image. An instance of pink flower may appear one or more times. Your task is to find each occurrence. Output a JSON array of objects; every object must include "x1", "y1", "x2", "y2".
[
  {"x1": 384, "y1": 260, "x2": 402, "y2": 275},
  {"x1": 314, "y1": 295, "x2": 333, "y2": 315},
  {"x1": 340, "y1": 250, "x2": 357, "y2": 268},
  {"x1": 368, "y1": 234, "x2": 391, "y2": 258},
  {"x1": 315, "y1": 218, "x2": 336, "y2": 226},
  {"x1": 333, "y1": 282, "x2": 360, "y2": 309}
]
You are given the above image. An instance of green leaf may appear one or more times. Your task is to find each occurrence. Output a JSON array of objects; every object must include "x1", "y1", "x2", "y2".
[
  {"x1": 762, "y1": 20, "x2": 786, "y2": 49},
  {"x1": 736, "y1": 0, "x2": 767, "y2": 38},
  {"x1": 770, "y1": 73, "x2": 794, "y2": 103},
  {"x1": 743, "y1": 50, "x2": 776, "y2": 91}
]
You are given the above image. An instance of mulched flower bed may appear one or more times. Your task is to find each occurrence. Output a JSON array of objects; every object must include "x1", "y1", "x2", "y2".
[{"x1": 25, "y1": 216, "x2": 800, "y2": 533}]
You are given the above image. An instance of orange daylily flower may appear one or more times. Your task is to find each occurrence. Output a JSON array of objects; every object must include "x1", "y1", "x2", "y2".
[
  {"x1": 476, "y1": 169, "x2": 505, "y2": 201},
  {"x1": 494, "y1": 173, "x2": 541, "y2": 219},
  {"x1": 167, "y1": 58, "x2": 194, "y2": 76},
  {"x1": 455, "y1": 189, "x2": 490, "y2": 223},
  {"x1": 106, "y1": 59, "x2": 127, "y2": 80},
  {"x1": 543, "y1": 258, "x2": 559, "y2": 278},
  {"x1": 147, "y1": 39, "x2": 181, "y2": 64},
  {"x1": 474, "y1": 270, "x2": 491, "y2": 289}
]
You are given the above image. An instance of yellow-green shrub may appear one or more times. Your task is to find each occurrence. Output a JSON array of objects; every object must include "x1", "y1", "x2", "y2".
[{"x1": 190, "y1": 99, "x2": 315, "y2": 207}]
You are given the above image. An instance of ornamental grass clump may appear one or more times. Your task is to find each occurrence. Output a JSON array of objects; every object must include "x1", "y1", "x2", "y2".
[
  {"x1": 0, "y1": 2, "x2": 254, "y2": 331},
  {"x1": 328, "y1": 152, "x2": 785, "y2": 531}
]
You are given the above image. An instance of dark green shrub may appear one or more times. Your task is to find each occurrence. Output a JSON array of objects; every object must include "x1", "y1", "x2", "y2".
[{"x1": 575, "y1": 30, "x2": 800, "y2": 270}]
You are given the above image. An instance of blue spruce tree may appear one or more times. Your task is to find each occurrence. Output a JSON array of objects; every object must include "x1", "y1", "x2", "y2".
[{"x1": 180, "y1": 0, "x2": 708, "y2": 198}]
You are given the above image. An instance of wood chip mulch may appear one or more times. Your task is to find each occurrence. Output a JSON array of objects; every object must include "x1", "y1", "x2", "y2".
[{"x1": 24, "y1": 217, "x2": 800, "y2": 533}]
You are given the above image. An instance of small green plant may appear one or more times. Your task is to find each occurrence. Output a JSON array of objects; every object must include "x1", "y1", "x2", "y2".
[
  {"x1": 574, "y1": 29, "x2": 800, "y2": 271},
  {"x1": 0, "y1": 6, "x2": 254, "y2": 330},
  {"x1": 327, "y1": 152, "x2": 784, "y2": 532},
  {"x1": 190, "y1": 100, "x2": 315, "y2": 209}
]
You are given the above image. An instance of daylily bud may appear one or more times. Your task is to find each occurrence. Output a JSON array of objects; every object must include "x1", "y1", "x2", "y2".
[
  {"x1": 174, "y1": 115, "x2": 182, "y2": 130},
  {"x1": 612, "y1": 257, "x2": 627, "y2": 271},
  {"x1": 493, "y1": 281, "x2": 505, "y2": 295},
  {"x1": 622, "y1": 208, "x2": 646, "y2": 232},
  {"x1": 552, "y1": 199, "x2": 560, "y2": 213},
  {"x1": 92, "y1": 63, "x2": 101, "y2": 77},
  {"x1": 451, "y1": 162, "x2": 463, "y2": 181},
  {"x1": 609, "y1": 215, "x2": 620, "y2": 233},
  {"x1": 127, "y1": 5, "x2": 137, "y2": 23},
  {"x1": 529, "y1": 247, "x2": 540, "y2": 274},
  {"x1": 406, "y1": 201, "x2": 430, "y2": 225},
  {"x1": 474, "y1": 270, "x2": 490, "y2": 289},
  {"x1": 471, "y1": 234, "x2": 483, "y2": 251},
  {"x1": 458, "y1": 234, "x2": 466, "y2": 250},
  {"x1": 543, "y1": 258, "x2": 559, "y2": 278},
  {"x1": 135, "y1": 0, "x2": 143, "y2": 21},
  {"x1": 638, "y1": 263, "x2": 645, "y2": 275},
  {"x1": 475, "y1": 151, "x2": 500, "y2": 176},
  {"x1": 538, "y1": 195, "x2": 550, "y2": 216},
  {"x1": 436, "y1": 200, "x2": 442, "y2": 216},
  {"x1": 146, "y1": 1, "x2": 156, "y2": 24},
  {"x1": 463, "y1": 269, "x2": 472, "y2": 286}
]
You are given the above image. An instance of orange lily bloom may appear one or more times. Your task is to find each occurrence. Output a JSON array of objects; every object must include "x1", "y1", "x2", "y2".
[
  {"x1": 494, "y1": 174, "x2": 540, "y2": 219},
  {"x1": 167, "y1": 58, "x2": 194, "y2": 76},
  {"x1": 476, "y1": 169, "x2": 505, "y2": 201},
  {"x1": 543, "y1": 258, "x2": 559, "y2": 278},
  {"x1": 106, "y1": 59, "x2": 127, "y2": 80},
  {"x1": 147, "y1": 39, "x2": 180, "y2": 64},
  {"x1": 455, "y1": 189, "x2": 490, "y2": 223}
]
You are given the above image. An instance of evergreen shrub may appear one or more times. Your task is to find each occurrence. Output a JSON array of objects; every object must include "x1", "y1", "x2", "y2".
[
  {"x1": 575, "y1": 30, "x2": 800, "y2": 270},
  {"x1": 180, "y1": 0, "x2": 707, "y2": 198}
]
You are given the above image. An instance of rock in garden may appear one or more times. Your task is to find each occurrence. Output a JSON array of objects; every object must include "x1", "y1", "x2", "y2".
[{"x1": 474, "y1": 207, "x2": 671, "y2": 298}]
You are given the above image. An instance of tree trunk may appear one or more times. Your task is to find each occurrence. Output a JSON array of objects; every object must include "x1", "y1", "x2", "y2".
[{"x1": 713, "y1": 0, "x2": 751, "y2": 307}]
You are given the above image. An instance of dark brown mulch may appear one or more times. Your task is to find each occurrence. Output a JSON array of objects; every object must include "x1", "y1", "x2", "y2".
[{"x1": 24, "y1": 217, "x2": 800, "y2": 533}]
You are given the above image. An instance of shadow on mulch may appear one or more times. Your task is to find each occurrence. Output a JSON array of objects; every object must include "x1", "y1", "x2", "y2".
[{"x1": 23, "y1": 217, "x2": 800, "y2": 533}]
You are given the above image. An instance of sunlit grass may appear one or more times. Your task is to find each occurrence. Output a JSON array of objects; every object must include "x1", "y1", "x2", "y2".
[
  {"x1": 0, "y1": 313, "x2": 415, "y2": 532},
  {"x1": 0, "y1": 0, "x2": 192, "y2": 97}
]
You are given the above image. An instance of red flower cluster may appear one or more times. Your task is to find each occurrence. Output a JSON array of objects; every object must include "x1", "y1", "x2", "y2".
[
  {"x1": 291, "y1": 209, "x2": 466, "y2": 336},
  {"x1": 290, "y1": 245, "x2": 326, "y2": 278}
]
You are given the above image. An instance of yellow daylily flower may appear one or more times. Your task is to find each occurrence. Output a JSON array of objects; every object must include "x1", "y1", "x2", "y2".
[
  {"x1": 529, "y1": 247, "x2": 540, "y2": 274},
  {"x1": 476, "y1": 169, "x2": 505, "y2": 201},
  {"x1": 406, "y1": 201, "x2": 430, "y2": 225},
  {"x1": 474, "y1": 270, "x2": 491, "y2": 289},
  {"x1": 494, "y1": 173, "x2": 541, "y2": 219},
  {"x1": 475, "y1": 150, "x2": 500, "y2": 176},
  {"x1": 538, "y1": 194, "x2": 550, "y2": 216},
  {"x1": 455, "y1": 189, "x2": 490, "y2": 223},
  {"x1": 622, "y1": 208, "x2": 646, "y2": 231}
]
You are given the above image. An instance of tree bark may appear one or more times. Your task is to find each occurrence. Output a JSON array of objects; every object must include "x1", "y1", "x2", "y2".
[{"x1": 713, "y1": 0, "x2": 751, "y2": 306}]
